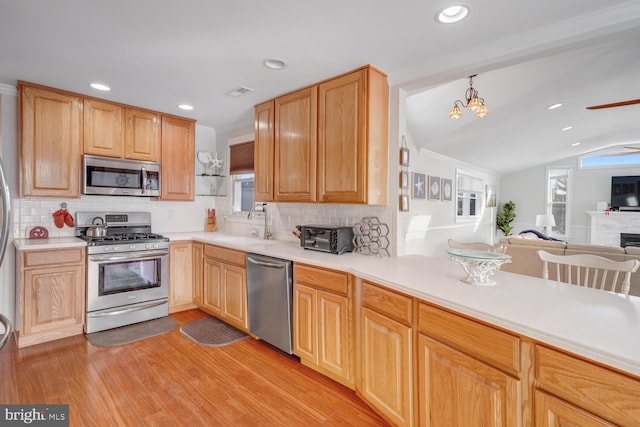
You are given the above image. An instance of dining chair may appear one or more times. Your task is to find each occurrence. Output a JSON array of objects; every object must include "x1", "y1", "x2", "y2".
[
  {"x1": 448, "y1": 239, "x2": 506, "y2": 253},
  {"x1": 537, "y1": 250, "x2": 640, "y2": 295}
]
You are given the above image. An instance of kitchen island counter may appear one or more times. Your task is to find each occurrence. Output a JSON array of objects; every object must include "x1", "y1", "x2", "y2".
[{"x1": 164, "y1": 232, "x2": 640, "y2": 377}]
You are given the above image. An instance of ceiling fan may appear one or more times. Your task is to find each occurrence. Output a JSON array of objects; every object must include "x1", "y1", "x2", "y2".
[
  {"x1": 586, "y1": 99, "x2": 640, "y2": 110},
  {"x1": 601, "y1": 145, "x2": 640, "y2": 156}
]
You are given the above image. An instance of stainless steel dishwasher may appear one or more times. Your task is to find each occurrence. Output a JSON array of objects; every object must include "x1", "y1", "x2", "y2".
[{"x1": 246, "y1": 253, "x2": 293, "y2": 354}]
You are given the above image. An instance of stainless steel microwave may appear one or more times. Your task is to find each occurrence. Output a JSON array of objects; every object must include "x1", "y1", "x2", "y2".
[{"x1": 82, "y1": 154, "x2": 161, "y2": 197}]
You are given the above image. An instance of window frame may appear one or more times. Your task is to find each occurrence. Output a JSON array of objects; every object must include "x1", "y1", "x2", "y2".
[
  {"x1": 455, "y1": 168, "x2": 484, "y2": 222},
  {"x1": 227, "y1": 133, "x2": 256, "y2": 216},
  {"x1": 545, "y1": 166, "x2": 572, "y2": 238}
]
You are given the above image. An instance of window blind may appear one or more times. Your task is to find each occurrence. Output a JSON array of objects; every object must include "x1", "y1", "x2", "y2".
[{"x1": 229, "y1": 141, "x2": 254, "y2": 175}]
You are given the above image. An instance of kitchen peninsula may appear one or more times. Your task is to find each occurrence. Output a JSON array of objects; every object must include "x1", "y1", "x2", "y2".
[{"x1": 14, "y1": 233, "x2": 640, "y2": 426}]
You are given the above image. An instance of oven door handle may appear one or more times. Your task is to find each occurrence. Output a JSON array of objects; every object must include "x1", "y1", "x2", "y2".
[
  {"x1": 87, "y1": 300, "x2": 168, "y2": 318},
  {"x1": 89, "y1": 250, "x2": 168, "y2": 262}
]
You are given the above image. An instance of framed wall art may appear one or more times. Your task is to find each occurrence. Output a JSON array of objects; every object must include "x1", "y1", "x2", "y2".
[
  {"x1": 400, "y1": 194, "x2": 410, "y2": 212},
  {"x1": 400, "y1": 171, "x2": 409, "y2": 189},
  {"x1": 400, "y1": 135, "x2": 410, "y2": 166},
  {"x1": 441, "y1": 178, "x2": 453, "y2": 201},
  {"x1": 412, "y1": 172, "x2": 426, "y2": 199},
  {"x1": 485, "y1": 184, "x2": 497, "y2": 207},
  {"x1": 428, "y1": 175, "x2": 441, "y2": 200}
]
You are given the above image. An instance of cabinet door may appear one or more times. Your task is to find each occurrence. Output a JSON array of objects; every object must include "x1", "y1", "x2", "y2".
[
  {"x1": 361, "y1": 307, "x2": 413, "y2": 427},
  {"x1": 83, "y1": 99, "x2": 125, "y2": 158},
  {"x1": 169, "y1": 242, "x2": 195, "y2": 313},
  {"x1": 161, "y1": 115, "x2": 195, "y2": 200},
  {"x1": 126, "y1": 108, "x2": 160, "y2": 161},
  {"x1": 254, "y1": 100, "x2": 274, "y2": 202},
  {"x1": 293, "y1": 283, "x2": 316, "y2": 361},
  {"x1": 274, "y1": 86, "x2": 317, "y2": 202},
  {"x1": 22, "y1": 265, "x2": 85, "y2": 337},
  {"x1": 418, "y1": 334, "x2": 521, "y2": 427},
  {"x1": 20, "y1": 84, "x2": 81, "y2": 198},
  {"x1": 317, "y1": 290, "x2": 351, "y2": 384},
  {"x1": 222, "y1": 264, "x2": 247, "y2": 330},
  {"x1": 192, "y1": 243, "x2": 204, "y2": 306},
  {"x1": 202, "y1": 257, "x2": 223, "y2": 316},
  {"x1": 535, "y1": 391, "x2": 615, "y2": 427}
]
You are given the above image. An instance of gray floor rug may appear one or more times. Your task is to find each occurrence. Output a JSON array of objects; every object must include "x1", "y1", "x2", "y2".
[
  {"x1": 86, "y1": 317, "x2": 178, "y2": 347},
  {"x1": 180, "y1": 316, "x2": 248, "y2": 347}
]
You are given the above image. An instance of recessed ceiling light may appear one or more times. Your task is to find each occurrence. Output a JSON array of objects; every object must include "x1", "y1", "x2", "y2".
[
  {"x1": 435, "y1": 5, "x2": 469, "y2": 23},
  {"x1": 547, "y1": 103, "x2": 563, "y2": 110},
  {"x1": 571, "y1": 142, "x2": 581, "y2": 147},
  {"x1": 90, "y1": 83, "x2": 110, "y2": 91},
  {"x1": 263, "y1": 59, "x2": 287, "y2": 70},
  {"x1": 178, "y1": 104, "x2": 194, "y2": 111},
  {"x1": 562, "y1": 126, "x2": 573, "y2": 131}
]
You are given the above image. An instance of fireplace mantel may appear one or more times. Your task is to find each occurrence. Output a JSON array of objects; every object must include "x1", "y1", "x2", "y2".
[{"x1": 587, "y1": 211, "x2": 640, "y2": 246}]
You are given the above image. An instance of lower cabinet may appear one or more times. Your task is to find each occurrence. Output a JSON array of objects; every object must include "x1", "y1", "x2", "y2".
[
  {"x1": 201, "y1": 245, "x2": 247, "y2": 331},
  {"x1": 535, "y1": 391, "x2": 616, "y2": 427},
  {"x1": 18, "y1": 247, "x2": 86, "y2": 348},
  {"x1": 359, "y1": 281, "x2": 414, "y2": 427},
  {"x1": 192, "y1": 242, "x2": 203, "y2": 306},
  {"x1": 293, "y1": 263, "x2": 353, "y2": 388},
  {"x1": 168, "y1": 242, "x2": 196, "y2": 313}
]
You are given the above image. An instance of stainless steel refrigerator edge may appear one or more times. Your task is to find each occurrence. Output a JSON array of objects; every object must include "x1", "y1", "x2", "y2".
[
  {"x1": 0, "y1": 158, "x2": 13, "y2": 351},
  {"x1": 246, "y1": 253, "x2": 293, "y2": 354}
]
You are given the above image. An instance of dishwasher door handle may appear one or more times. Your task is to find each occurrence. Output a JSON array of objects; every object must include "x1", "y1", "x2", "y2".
[{"x1": 247, "y1": 256, "x2": 285, "y2": 269}]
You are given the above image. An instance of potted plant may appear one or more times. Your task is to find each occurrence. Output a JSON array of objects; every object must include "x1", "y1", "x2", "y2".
[{"x1": 496, "y1": 201, "x2": 516, "y2": 236}]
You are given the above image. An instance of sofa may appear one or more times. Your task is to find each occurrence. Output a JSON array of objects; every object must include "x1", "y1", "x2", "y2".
[{"x1": 499, "y1": 234, "x2": 640, "y2": 296}]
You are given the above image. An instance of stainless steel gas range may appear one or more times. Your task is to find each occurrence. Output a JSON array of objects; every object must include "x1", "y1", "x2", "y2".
[{"x1": 75, "y1": 212, "x2": 169, "y2": 334}]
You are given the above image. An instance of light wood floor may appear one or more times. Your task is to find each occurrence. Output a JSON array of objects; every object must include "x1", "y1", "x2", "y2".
[{"x1": 1, "y1": 309, "x2": 389, "y2": 426}]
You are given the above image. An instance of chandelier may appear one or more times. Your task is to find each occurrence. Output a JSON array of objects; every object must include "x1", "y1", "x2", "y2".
[{"x1": 449, "y1": 75, "x2": 489, "y2": 119}]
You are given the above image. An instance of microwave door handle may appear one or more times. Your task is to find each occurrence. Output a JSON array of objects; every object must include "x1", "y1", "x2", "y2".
[{"x1": 141, "y1": 166, "x2": 147, "y2": 195}]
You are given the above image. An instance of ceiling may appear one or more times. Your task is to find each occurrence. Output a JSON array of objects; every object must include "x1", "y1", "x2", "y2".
[{"x1": 1, "y1": 1, "x2": 640, "y2": 175}]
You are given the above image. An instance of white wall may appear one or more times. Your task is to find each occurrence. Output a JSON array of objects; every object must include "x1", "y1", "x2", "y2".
[{"x1": 499, "y1": 156, "x2": 640, "y2": 242}]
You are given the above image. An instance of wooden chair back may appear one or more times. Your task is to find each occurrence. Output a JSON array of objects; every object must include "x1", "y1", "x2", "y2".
[
  {"x1": 537, "y1": 250, "x2": 640, "y2": 295},
  {"x1": 448, "y1": 239, "x2": 506, "y2": 254}
]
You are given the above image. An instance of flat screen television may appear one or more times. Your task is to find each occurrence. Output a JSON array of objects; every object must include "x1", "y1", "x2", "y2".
[{"x1": 611, "y1": 175, "x2": 640, "y2": 210}]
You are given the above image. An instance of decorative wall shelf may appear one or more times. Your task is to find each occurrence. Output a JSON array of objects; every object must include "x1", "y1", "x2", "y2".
[{"x1": 196, "y1": 175, "x2": 227, "y2": 197}]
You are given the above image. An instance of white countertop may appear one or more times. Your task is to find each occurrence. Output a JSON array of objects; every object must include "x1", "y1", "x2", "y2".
[
  {"x1": 15, "y1": 232, "x2": 640, "y2": 377},
  {"x1": 14, "y1": 237, "x2": 87, "y2": 250}
]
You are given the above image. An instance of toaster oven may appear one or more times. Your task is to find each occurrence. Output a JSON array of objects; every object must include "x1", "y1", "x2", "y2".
[{"x1": 299, "y1": 225, "x2": 355, "y2": 255}]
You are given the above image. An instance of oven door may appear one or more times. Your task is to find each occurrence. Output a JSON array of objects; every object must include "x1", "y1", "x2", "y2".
[{"x1": 87, "y1": 249, "x2": 169, "y2": 313}]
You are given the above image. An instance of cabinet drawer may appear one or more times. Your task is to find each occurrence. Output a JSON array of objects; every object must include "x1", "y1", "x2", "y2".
[
  {"x1": 23, "y1": 247, "x2": 85, "y2": 268},
  {"x1": 419, "y1": 303, "x2": 520, "y2": 374},
  {"x1": 293, "y1": 263, "x2": 349, "y2": 295},
  {"x1": 204, "y1": 245, "x2": 246, "y2": 267},
  {"x1": 536, "y1": 345, "x2": 640, "y2": 426},
  {"x1": 362, "y1": 281, "x2": 412, "y2": 325}
]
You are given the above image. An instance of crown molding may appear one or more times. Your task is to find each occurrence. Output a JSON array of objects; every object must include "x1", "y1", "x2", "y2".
[{"x1": 0, "y1": 83, "x2": 17, "y2": 96}]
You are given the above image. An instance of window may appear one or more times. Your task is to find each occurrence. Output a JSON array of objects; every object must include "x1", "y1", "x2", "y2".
[
  {"x1": 546, "y1": 167, "x2": 571, "y2": 236},
  {"x1": 580, "y1": 146, "x2": 640, "y2": 168},
  {"x1": 456, "y1": 170, "x2": 484, "y2": 220},
  {"x1": 229, "y1": 140, "x2": 254, "y2": 213}
]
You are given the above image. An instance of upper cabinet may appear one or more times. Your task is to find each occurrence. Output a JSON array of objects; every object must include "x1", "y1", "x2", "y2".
[
  {"x1": 254, "y1": 100, "x2": 275, "y2": 201},
  {"x1": 18, "y1": 81, "x2": 190, "y2": 199},
  {"x1": 84, "y1": 99, "x2": 159, "y2": 161},
  {"x1": 254, "y1": 65, "x2": 389, "y2": 205},
  {"x1": 161, "y1": 115, "x2": 195, "y2": 201},
  {"x1": 19, "y1": 83, "x2": 82, "y2": 198}
]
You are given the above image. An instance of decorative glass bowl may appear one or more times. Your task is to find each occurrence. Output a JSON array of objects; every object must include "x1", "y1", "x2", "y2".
[{"x1": 447, "y1": 249, "x2": 512, "y2": 286}]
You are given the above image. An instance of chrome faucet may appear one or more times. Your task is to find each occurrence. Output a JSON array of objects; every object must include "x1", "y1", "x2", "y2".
[{"x1": 247, "y1": 202, "x2": 272, "y2": 240}]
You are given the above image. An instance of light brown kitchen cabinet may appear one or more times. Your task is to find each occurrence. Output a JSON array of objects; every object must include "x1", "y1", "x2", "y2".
[
  {"x1": 160, "y1": 115, "x2": 195, "y2": 200},
  {"x1": 169, "y1": 242, "x2": 197, "y2": 313},
  {"x1": 125, "y1": 108, "x2": 160, "y2": 161},
  {"x1": 18, "y1": 247, "x2": 86, "y2": 348},
  {"x1": 359, "y1": 281, "x2": 413, "y2": 427},
  {"x1": 317, "y1": 66, "x2": 388, "y2": 204},
  {"x1": 254, "y1": 100, "x2": 275, "y2": 201},
  {"x1": 293, "y1": 263, "x2": 353, "y2": 388},
  {"x1": 417, "y1": 302, "x2": 523, "y2": 427},
  {"x1": 535, "y1": 391, "x2": 616, "y2": 427},
  {"x1": 83, "y1": 98, "x2": 125, "y2": 158},
  {"x1": 274, "y1": 86, "x2": 317, "y2": 202},
  {"x1": 535, "y1": 345, "x2": 640, "y2": 426},
  {"x1": 201, "y1": 245, "x2": 248, "y2": 331},
  {"x1": 253, "y1": 65, "x2": 388, "y2": 204},
  {"x1": 19, "y1": 82, "x2": 82, "y2": 198},
  {"x1": 192, "y1": 242, "x2": 204, "y2": 306}
]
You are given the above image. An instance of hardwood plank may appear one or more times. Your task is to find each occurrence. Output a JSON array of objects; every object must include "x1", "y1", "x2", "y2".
[{"x1": 5, "y1": 309, "x2": 388, "y2": 426}]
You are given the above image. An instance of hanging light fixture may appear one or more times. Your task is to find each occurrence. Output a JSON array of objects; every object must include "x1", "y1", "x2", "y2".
[{"x1": 449, "y1": 75, "x2": 489, "y2": 119}]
